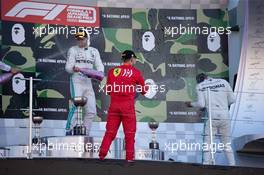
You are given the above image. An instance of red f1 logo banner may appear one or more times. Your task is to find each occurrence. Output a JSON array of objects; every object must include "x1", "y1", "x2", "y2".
[{"x1": 1, "y1": 0, "x2": 100, "y2": 27}]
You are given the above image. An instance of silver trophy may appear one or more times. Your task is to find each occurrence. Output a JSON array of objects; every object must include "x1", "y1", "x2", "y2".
[
  {"x1": 32, "y1": 116, "x2": 43, "y2": 144},
  {"x1": 32, "y1": 116, "x2": 44, "y2": 156},
  {"x1": 148, "y1": 121, "x2": 159, "y2": 149},
  {"x1": 73, "y1": 96, "x2": 87, "y2": 135}
]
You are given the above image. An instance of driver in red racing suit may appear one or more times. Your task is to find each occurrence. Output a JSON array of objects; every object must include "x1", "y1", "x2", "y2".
[{"x1": 99, "y1": 50, "x2": 148, "y2": 161}]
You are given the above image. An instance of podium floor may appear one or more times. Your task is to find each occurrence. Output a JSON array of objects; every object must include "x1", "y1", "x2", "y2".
[{"x1": 0, "y1": 158, "x2": 263, "y2": 175}]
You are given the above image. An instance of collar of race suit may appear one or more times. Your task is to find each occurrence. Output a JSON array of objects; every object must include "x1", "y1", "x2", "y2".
[{"x1": 121, "y1": 64, "x2": 133, "y2": 67}]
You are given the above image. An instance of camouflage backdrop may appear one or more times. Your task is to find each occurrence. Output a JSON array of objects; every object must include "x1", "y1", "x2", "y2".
[{"x1": 0, "y1": 8, "x2": 229, "y2": 123}]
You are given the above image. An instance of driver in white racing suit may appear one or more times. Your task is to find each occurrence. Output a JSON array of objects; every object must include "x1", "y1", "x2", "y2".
[
  {"x1": 65, "y1": 30, "x2": 104, "y2": 135},
  {"x1": 186, "y1": 73, "x2": 236, "y2": 166}
]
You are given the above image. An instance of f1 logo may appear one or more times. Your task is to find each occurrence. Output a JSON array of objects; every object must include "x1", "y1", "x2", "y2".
[
  {"x1": 2, "y1": 0, "x2": 99, "y2": 27},
  {"x1": 5, "y1": 1, "x2": 66, "y2": 20}
]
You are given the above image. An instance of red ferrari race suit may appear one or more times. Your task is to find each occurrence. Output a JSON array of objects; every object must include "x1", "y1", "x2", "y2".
[{"x1": 99, "y1": 64, "x2": 148, "y2": 160}]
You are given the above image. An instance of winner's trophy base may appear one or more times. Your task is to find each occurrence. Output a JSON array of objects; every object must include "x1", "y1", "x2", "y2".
[
  {"x1": 73, "y1": 125, "x2": 86, "y2": 135},
  {"x1": 136, "y1": 149, "x2": 164, "y2": 160},
  {"x1": 149, "y1": 142, "x2": 159, "y2": 149}
]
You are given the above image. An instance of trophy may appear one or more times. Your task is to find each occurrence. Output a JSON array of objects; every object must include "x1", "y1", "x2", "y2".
[
  {"x1": 148, "y1": 121, "x2": 159, "y2": 149},
  {"x1": 32, "y1": 116, "x2": 43, "y2": 144},
  {"x1": 32, "y1": 116, "x2": 44, "y2": 156},
  {"x1": 73, "y1": 96, "x2": 87, "y2": 135}
]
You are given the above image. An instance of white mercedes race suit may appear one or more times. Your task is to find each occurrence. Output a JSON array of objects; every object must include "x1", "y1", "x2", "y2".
[
  {"x1": 65, "y1": 46, "x2": 104, "y2": 135},
  {"x1": 0, "y1": 61, "x2": 11, "y2": 72},
  {"x1": 191, "y1": 77, "x2": 236, "y2": 165}
]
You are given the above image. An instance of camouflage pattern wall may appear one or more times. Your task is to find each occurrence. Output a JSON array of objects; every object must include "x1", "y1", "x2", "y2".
[{"x1": 0, "y1": 8, "x2": 229, "y2": 123}]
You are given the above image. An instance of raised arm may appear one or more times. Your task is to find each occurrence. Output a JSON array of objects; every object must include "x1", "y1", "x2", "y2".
[
  {"x1": 93, "y1": 49, "x2": 104, "y2": 73},
  {"x1": 137, "y1": 71, "x2": 148, "y2": 95},
  {"x1": 225, "y1": 80, "x2": 236, "y2": 106},
  {"x1": 191, "y1": 85, "x2": 206, "y2": 108},
  {"x1": 65, "y1": 47, "x2": 76, "y2": 74}
]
